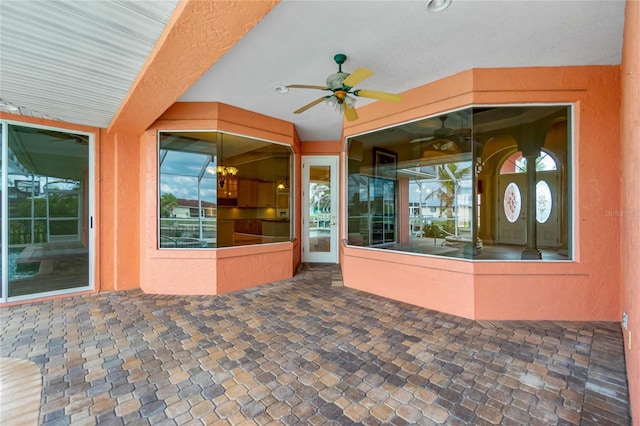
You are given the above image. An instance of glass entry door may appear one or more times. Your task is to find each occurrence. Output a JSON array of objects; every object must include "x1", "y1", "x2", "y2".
[
  {"x1": 302, "y1": 156, "x2": 338, "y2": 263},
  {"x1": 497, "y1": 174, "x2": 527, "y2": 245},
  {"x1": 497, "y1": 171, "x2": 560, "y2": 247},
  {"x1": 1, "y1": 123, "x2": 93, "y2": 301}
]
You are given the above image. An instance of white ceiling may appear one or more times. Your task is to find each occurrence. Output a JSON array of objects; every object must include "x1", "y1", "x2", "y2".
[{"x1": 0, "y1": 0, "x2": 626, "y2": 142}]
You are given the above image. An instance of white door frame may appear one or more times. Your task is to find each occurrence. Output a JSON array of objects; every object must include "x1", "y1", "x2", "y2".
[
  {"x1": 1, "y1": 120, "x2": 95, "y2": 303},
  {"x1": 302, "y1": 156, "x2": 339, "y2": 263}
]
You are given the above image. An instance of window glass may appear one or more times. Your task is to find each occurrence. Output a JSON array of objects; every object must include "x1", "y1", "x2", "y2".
[
  {"x1": 346, "y1": 105, "x2": 571, "y2": 260},
  {"x1": 536, "y1": 180, "x2": 553, "y2": 223},
  {"x1": 3, "y1": 124, "x2": 91, "y2": 297},
  {"x1": 503, "y1": 182, "x2": 522, "y2": 223},
  {"x1": 158, "y1": 132, "x2": 292, "y2": 249},
  {"x1": 500, "y1": 151, "x2": 557, "y2": 174}
]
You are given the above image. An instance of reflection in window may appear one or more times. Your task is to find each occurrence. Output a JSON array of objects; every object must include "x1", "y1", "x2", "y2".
[
  {"x1": 500, "y1": 151, "x2": 557, "y2": 174},
  {"x1": 346, "y1": 105, "x2": 571, "y2": 260},
  {"x1": 308, "y1": 169, "x2": 332, "y2": 253},
  {"x1": 159, "y1": 133, "x2": 217, "y2": 248},
  {"x1": 158, "y1": 132, "x2": 292, "y2": 249},
  {"x1": 348, "y1": 109, "x2": 473, "y2": 255},
  {"x1": 3, "y1": 124, "x2": 91, "y2": 298}
]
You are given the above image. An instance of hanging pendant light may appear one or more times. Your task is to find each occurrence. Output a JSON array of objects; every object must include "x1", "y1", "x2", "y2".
[
  {"x1": 216, "y1": 134, "x2": 238, "y2": 188},
  {"x1": 277, "y1": 158, "x2": 289, "y2": 190}
]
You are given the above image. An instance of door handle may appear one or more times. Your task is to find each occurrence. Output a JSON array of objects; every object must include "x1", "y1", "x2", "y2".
[{"x1": 331, "y1": 222, "x2": 336, "y2": 226}]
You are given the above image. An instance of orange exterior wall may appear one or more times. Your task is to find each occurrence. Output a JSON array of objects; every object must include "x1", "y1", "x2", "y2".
[
  {"x1": 341, "y1": 66, "x2": 621, "y2": 322},
  {"x1": 301, "y1": 140, "x2": 342, "y2": 155},
  {"x1": 97, "y1": 0, "x2": 281, "y2": 295},
  {"x1": 0, "y1": 113, "x2": 144, "y2": 296},
  {"x1": 621, "y1": 0, "x2": 640, "y2": 420},
  {"x1": 139, "y1": 102, "x2": 299, "y2": 295},
  {"x1": 106, "y1": 131, "x2": 141, "y2": 291}
]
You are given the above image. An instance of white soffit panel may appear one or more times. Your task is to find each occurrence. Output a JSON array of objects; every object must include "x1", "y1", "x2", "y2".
[{"x1": 0, "y1": 0, "x2": 179, "y2": 127}]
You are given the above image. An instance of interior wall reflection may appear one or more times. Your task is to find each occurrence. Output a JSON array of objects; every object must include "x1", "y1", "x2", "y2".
[
  {"x1": 158, "y1": 132, "x2": 292, "y2": 249},
  {"x1": 346, "y1": 105, "x2": 571, "y2": 261}
]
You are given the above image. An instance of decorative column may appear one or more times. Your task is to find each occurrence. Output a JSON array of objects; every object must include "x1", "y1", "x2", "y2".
[
  {"x1": 517, "y1": 124, "x2": 544, "y2": 259},
  {"x1": 464, "y1": 138, "x2": 484, "y2": 256}
]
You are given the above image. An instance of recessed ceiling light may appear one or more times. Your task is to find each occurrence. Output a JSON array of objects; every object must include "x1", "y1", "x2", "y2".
[
  {"x1": 275, "y1": 86, "x2": 289, "y2": 93},
  {"x1": 426, "y1": 0, "x2": 452, "y2": 12}
]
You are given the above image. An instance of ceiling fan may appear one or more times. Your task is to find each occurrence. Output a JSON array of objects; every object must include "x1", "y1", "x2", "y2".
[
  {"x1": 410, "y1": 115, "x2": 472, "y2": 154},
  {"x1": 411, "y1": 115, "x2": 471, "y2": 142},
  {"x1": 280, "y1": 54, "x2": 402, "y2": 121}
]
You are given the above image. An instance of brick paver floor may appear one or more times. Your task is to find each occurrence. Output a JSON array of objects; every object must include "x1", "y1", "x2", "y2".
[{"x1": 0, "y1": 264, "x2": 631, "y2": 425}]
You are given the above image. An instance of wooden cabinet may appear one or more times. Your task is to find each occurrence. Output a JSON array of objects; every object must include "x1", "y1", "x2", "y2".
[
  {"x1": 234, "y1": 219, "x2": 262, "y2": 235},
  {"x1": 237, "y1": 180, "x2": 258, "y2": 207},
  {"x1": 258, "y1": 182, "x2": 276, "y2": 207},
  {"x1": 218, "y1": 178, "x2": 237, "y2": 199},
  {"x1": 237, "y1": 180, "x2": 276, "y2": 207}
]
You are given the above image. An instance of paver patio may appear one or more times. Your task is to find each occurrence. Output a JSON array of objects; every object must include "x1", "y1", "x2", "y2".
[{"x1": 0, "y1": 264, "x2": 631, "y2": 425}]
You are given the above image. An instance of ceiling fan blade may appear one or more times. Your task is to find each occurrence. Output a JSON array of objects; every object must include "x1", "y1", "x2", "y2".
[
  {"x1": 409, "y1": 136, "x2": 435, "y2": 144},
  {"x1": 343, "y1": 104, "x2": 358, "y2": 122},
  {"x1": 287, "y1": 84, "x2": 329, "y2": 90},
  {"x1": 342, "y1": 67, "x2": 373, "y2": 88},
  {"x1": 354, "y1": 89, "x2": 402, "y2": 103},
  {"x1": 293, "y1": 96, "x2": 328, "y2": 114}
]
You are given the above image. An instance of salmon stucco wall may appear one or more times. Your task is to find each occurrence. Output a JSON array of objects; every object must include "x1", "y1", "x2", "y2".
[
  {"x1": 108, "y1": 131, "x2": 141, "y2": 291},
  {"x1": 341, "y1": 66, "x2": 621, "y2": 322},
  {"x1": 342, "y1": 247, "x2": 476, "y2": 318},
  {"x1": 301, "y1": 140, "x2": 342, "y2": 155},
  {"x1": 621, "y1": 0, "x2": 640, "y2": 420},
  {"x1": 139, "y1": 102, "x2": 299, "y2": 295}
]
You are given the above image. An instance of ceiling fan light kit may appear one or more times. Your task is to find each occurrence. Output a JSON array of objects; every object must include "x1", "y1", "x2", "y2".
[{"x1": 280, "y1": 53, "x2": 401, "y2": 121}]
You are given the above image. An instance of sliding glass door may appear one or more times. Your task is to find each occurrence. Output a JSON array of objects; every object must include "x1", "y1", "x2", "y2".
[{"x1": 1, "y1": 122, "x2": 93, "y2": 301}]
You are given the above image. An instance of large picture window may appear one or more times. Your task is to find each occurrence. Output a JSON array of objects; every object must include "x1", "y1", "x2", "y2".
[
  {"x1": 346, "y1": 106, "x2": 571, "y2": 260},
  {"x1": 158, "y1": 132, "x2": 292, "y2": 249}
]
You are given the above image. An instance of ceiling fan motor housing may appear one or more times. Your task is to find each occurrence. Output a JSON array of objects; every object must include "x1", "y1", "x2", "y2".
[
  {"x1": 326, "y1": 72, "x2": 350, "y2": 90},
  {"x1": 326, "y1": 53, "x2": 350, "y2": 89}
]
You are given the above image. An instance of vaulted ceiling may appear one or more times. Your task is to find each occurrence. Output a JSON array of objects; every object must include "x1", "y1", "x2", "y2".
[{"x1": 0, "y1": 0, "x2": 626, "y2": 141}]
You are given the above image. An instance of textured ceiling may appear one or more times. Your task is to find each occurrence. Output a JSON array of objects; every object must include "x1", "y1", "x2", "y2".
[
  {"x1": 0, "y1": 0, "x2": 626, "y2": 141},
  {"x1": 0, "y1": 0, "x2": 179, "y2": 126}
]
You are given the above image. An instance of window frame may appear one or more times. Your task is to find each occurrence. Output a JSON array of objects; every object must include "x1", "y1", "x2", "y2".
[
  {"x1": 157, "y1": 129, "x2": 294, "y2": 250},
  {"x1": 343, "y1": 103, "x2": 574, "y2": 261}
]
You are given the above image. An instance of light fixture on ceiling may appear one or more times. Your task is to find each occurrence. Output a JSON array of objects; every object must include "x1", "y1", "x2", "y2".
[
  {"x1": 214, "y1": 134, "x2": 238, "y2": 189},
  {"x1": 325, "y1": 90, "x2": 357, "y2": 112},
  {"x1": 426, "y1": 0, "x2": 452, "y2": 12},
  {"x1": 274, "y1": 85, "x2": 289, "y2": 93},
  {"x1": 281, "y1": 54, "x2": 401, "y2": 122}
]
